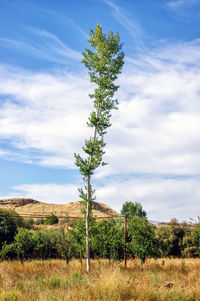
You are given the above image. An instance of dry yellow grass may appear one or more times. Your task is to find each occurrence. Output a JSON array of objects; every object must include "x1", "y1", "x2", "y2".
[{"x1": 0, "y1": 258, "x2": 200, "y2": 300}]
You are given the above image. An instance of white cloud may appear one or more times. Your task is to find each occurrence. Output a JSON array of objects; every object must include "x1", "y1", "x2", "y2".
[
  {"x1": 4, "y1": 183, "x2": 79, "y2": 204},
  {"x1": 1, "y1": 39, "x2": 200, "y2": 176},
  {"x1": 1, "y1": 38, "x2": 200, "y2": 220},
  {"x1": 95, "y1": 177, "x2": 200, "y2": 221},
  {"x1": 4, "y1": 177, "x2": 200, "y2": 221},
  {"x1": 0, "y1": 66, "x2": 93, "y2": 167},
  {"x1": 94, "y1": 40, "x2": 200, "y2": 178}
]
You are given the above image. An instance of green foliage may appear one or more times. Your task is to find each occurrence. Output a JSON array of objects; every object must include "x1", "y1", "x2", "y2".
[
  {"x1": 22, "y1": 218, "x2": 34, "y2": 229},
  {"x1": 169, "y1": 218, "x2": 179, "y2": 225},
  {"x1": 156, "y1": 222, "x2": 186, "y2": 257},
  {"x1": 14, "y1": 228, "x2": 34, "y2": 262},
  {"x1": 74, "y1": 24, "x2": 124, "y2": 211},
  {"x1": 121, "y1": 201, "x2": 147, "y2": 218},
  {"x1": 44, "y1": 214, "x2": 59, "y2": 225},
  {"x1": 128, "y1": 217, "x2": 159, "y2": 263},
  {"x1": 32, "y1": 230, "x2": 55, "y2": 259},
  {"x1": 0, "y1": 209, "x2": 18, "y2": 249},
  {"x1": 60, "y1": 217, "x2": 69, "y2": 224},
  {"x1": 74, "y1": 24, "x2": 124, "y2": 270},
  {"x1": 182, "y1": 224, "x2": 200, "y2": 257},
  {"x1": 70, "y1": 219, "x2": 92, "y2": 258},
  {"x1": 70, "y1": 218, "x2": 124, "y2": 261},
  {"x1": 91, "y1": 219, "x2": 124, "y2": 261},
  {"x1": 48, "y1": 276, "x2": 61, "y2": 289},
  {"x1": 35, "y1": 218, "x2": 44, "y2": 225},
  {"x1": 2, "y1": 215, "x2": 200, "y2": 262},
  {"x1": 190, "y1": 224, "x2": 200, "y2": 255},
  {"x1": 32, "y1": 228, "x2": 74, "y2": 261},
  {"x1": 0, "y1": 242, "x2": 17, "y2": 260},
  {"x1": 0, "y1": 227, "x2": 75, "y2": 262}
]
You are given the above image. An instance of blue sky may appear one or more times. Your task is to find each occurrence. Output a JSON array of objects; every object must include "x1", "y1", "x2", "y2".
[{"x1": 1, "y1": 0, "x2": 200, "y2": 221}]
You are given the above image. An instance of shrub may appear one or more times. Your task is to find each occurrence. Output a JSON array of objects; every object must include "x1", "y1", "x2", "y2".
[
  {"x1": 0, "y1": 243, "x2": 17, "y2": 260},
  {"x1": 44, "y1": 214, "x2": 59, "y2": 225},
  {"x1": 0, "y1": 209, "x2": 18, "y2": 249},
  {"x1": 22, "y1": 219, "x2": 34, "y2": 229},
  {"x1": 35, "y1": 218, "x2": 44, "y2": 225},
  {"x1": 14, "y1": 228, "x2": 34, "y2": 262},
  {"x1": 156, "y1": 223, "x2": 186, "y2": 257},
  {"x1": 48, "y1": 276, "x2": 61, "y2": 288},
  {"x1": 60, "y1": 217, "x2": 69, "y2": 224},
  {"x1": 32, "y1": 230, "x2": 59, "y2": 259}
]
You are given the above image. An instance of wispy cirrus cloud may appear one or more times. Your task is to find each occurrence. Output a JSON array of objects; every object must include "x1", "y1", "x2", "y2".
[
  {"x1": 167, "y1": 0, "x2": 199, "y2": 8},
  {"x1": 0, "y1": 28, "x2": 81, "y2": 63},
  {"x1": 104, "y1": 0, "x2": 144, "y2": 50},
  {"x1": 38, "y1": 8, "x2": 89, "y2": 40},
  {"x1": 166, "y1": 0, "x2": 200, "y2": 19}
]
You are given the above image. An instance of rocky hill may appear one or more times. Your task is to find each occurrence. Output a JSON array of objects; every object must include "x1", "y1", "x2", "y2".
[{"x1": 0, "y1": 198, "x2": 119, "y2": 219}]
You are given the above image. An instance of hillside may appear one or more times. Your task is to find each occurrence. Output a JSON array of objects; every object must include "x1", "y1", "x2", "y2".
[{"x1": 0, "y1": 198, "x2": 119, "y2": 219}]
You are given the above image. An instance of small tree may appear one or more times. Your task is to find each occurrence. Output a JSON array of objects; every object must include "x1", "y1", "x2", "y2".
[
  {"x1": 128, "y1": 217, "x2": 158, "y2": 263},
  {"x1": 74, "y1": 24, "x2": 124, "y2": 271},
  {"x1": 121, "y1": 201, "x2": 147, "y2": 218},
  {"x1": 91, "y1": 219, "x2": 124, "y2": 262}
]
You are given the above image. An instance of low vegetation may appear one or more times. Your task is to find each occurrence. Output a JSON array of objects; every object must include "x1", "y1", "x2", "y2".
[
  {"x1": 1, "y1": 204, "x2": 200, "y2": 299},
  {"x1": 1, "y1": 258, "x2": 200, "y2": 300},
  {"x1": 1, "y1": 208, "x2": 200, "y2": 263}
]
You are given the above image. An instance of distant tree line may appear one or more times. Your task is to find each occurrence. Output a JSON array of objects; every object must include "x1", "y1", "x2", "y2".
[{"x1": 0, "y1": 203, "x2": 200, "y2": 263}]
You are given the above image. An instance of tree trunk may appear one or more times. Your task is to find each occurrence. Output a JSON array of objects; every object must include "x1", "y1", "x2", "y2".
[
  {"x1": 86, "y1": 103, "x2": 101, "y2": 272},
  {"x1": 86, "y1": 174, "x2": 90, "y2": 272}
]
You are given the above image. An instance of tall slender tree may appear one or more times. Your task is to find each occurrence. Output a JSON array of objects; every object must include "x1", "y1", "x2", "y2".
[{"x1": 74, "y1": 24, "x2": 124, "y2": 271}]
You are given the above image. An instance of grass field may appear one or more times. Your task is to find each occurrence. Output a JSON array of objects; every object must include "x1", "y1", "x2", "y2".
[{"x1": 0, "y1": 258, "x2": 200, "y2": 300}]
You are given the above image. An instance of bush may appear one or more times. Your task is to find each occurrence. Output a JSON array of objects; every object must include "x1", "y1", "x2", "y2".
[
  {"x1": 0, "y1": 243, "x2": 17, "y2": 260},
  {"x1": 0, "y1": 228, "x2": 34, "y2": 261},
  {"x1": 0, "y1": 209, "x2": 18, "y2": 249},
  {"x1": 156, "y1": 223, "x2": 186, "y2": 257},
  {"x1": 44, "y1": 214, "x2": 59, "y2": 225},
  {"x1": 182, "y1": 224, "x2": 200, "y2": 257},
  {"x1": 14, "y1": 228, "x2": 34, "y2": 262},
  {"x1": 23, "y1": 218, "x2": 34, "y2": 229},
  {"x1": 35, "y1": 218, "x2": 44, "y2": 225},
  {"x1": 32, "y1": 230, "x2": 59, "y2": 259}
]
